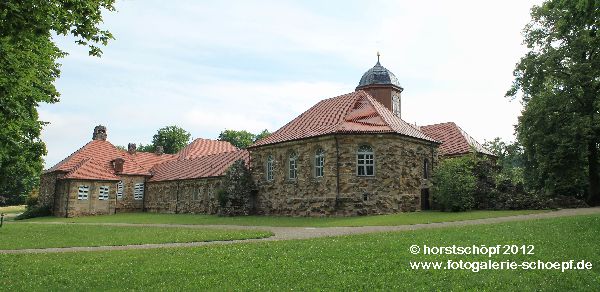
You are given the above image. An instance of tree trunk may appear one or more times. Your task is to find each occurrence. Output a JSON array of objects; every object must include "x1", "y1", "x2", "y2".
[{"x1": 587, "y1": 140, "x2": 600, "y2": 206}]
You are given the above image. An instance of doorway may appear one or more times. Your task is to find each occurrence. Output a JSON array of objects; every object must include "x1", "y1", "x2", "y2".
[{"x1": 420, "y1": 188, "x2": 430, "y2": 210}]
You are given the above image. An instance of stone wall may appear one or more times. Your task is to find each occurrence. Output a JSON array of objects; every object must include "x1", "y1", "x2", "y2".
[
  {"x1": 57, "y1": 179, "x2": 118, "y2": 217},
  {"x1": 39, "y1": 172, "x2": 62, "y2": 209},
  {"x1": 145, "y1": 178, "x2": 222, "y2": 214},
  {"x1": 250, "y1": 133, "x2": 438, "y2": 216},
  {"x1": 115, "y1": 175, "x2": 146, "y2": 212}
]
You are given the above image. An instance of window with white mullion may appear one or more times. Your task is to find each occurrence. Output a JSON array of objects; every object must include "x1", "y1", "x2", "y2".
[
  {"x1": 98, "y1": 185, "x2": 110, "y2": 200},
  {"x1": 288, "y1": 153, "x2": 298, "y2": 180},
  {"x1": 357, "y1": 145, "x2": 375, "y2": 176},
  {"x1": 134, "y1": 183, "x2": 144, "y2": 200},
  {"x1": 77, "y1": 185, "x2": 89, "y2": 200},
  {"x1": 266, "y1": 155, "x2": 274, "y2": 181},
  {"x1": 116, "y1": 181, "x2": 124, "y2": 199},
  {"x1": 315, "y1": 149, "x2": 325, "y2": 178}
]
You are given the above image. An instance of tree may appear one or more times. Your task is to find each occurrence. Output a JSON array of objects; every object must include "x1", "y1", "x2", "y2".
[
  {"x1": 218, "y1": 129, "x2": 271, "y2": 149},
  {"x1": 506, "y1": 0, "x2": 600, "y2": 205},
  {"x1": 217, "y1": 159, "x2": 256, "y2": 216},
  {"x1": 483, "y1": 138, "x2": 525, "y2": 184},
  {"x1": 254, "y1": 129, "x2": 271, "y2": 142},
  {"x1": 151, "y1": 126, "x2": 191, "y2": 154},
  {"x1": 433, "y1": 156, "x2": 476, "y2": 212},
  {"x1": 0, "y1": 1, "x2": 115, "y2": 205}
]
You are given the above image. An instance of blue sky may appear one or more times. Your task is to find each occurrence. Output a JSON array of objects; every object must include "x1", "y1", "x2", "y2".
[{"x1": 41, "y1": 0, "x2": 542, "y2": 167}]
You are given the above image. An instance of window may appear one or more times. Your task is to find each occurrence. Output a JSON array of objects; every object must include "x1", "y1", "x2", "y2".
[
  {"x1": 134, "y1": 183, "x2": 144, "y2": 200},
  {"x1": 116, "y1": 181, "x2": 124, "y2": 200},
  {"x1": 424, "y1": 159, "x2": 430, "y2": 179},
  {"x1": 288, "y1": 152, "x2": 298, "y2": 180},
  {"x1": 315, "y1": 148, "x2": 325, "y2": 177},
  {"x1": 77, "y1": 185, "x2": 89, "y2": 200},
  {"x1": 266, "y1": 155, "x2": 274, "y2": 181},
  {"x1": 193, "y1": 186, "x2": 202, "y2": 201},
  {"x1": 357, "y1": 145, "x2": 375, "y2": 176},
  {"x1": 98, "y1": 185, "x2": 110, "y2": 200},
  {"x1": 392, "y1": 95, "x2": 401, "y2": 117}
]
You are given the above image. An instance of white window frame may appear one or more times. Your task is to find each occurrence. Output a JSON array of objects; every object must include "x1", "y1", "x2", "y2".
[
  {"x1": 134, "y1": 183, "x2": 144, "y2": 200},
  {"x1": 315, "y1": 149, "x2": 325, "y2": 178},
  {"x1": 288, "y1": 152, "x2": 298, "y2": 180},
  {"x1": 266, "y1": 155, "x2": 274, "y2": 181},
  {"x1": 77, "y1": 185, "x2": 89, "y2": 200},
  {"x1": 98, "y1": 185, "x2": 110, "y2": 200},
  {"x1": 392, "y1": 95, "x2": 401, "y2": 117},
  {"x1": 116, "y1": 181, "x2": 124, "y2": 200},
  {"x1": 357, "y1": 145, "x2": 375, "y2": 177}
]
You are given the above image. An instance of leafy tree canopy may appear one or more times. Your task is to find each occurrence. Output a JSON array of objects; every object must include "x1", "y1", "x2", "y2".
[
  {"x1": 150, "y1": 126, "x2": 191, "y2": 154},
  {"x1": 0, "y1": 0, "x2": 115, "y2": 205},
  {"x1": 506, "y1": 0, "x2": 600, "y2": 204},
  {"x1": 218, "y1": 129, "x2": 271, "y2": 149}
]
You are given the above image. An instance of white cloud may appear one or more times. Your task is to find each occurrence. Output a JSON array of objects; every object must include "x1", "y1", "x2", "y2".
[{"x1": 42, "y1": 0, "x2": 544, "y2": 167}]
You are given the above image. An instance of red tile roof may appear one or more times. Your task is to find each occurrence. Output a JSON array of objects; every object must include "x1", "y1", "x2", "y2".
[
  {"x1": 420, "y1": 122, "x2": 495, "y2": 157},
  {"x1": 45, "y1": 140, "x2": 150, "y2": 177},
  {"x1": 62, "y1": 158, "x2": 120, "y2": 181},
  {"x1": 177, "y1": 138, "x2": 238, "y2": 160},
  {"x1": 149, "y1": 150, "x2": 249, "y2": 182},
  {"x1": 251, "y1": 90, "x2": 437, "y2": 147},
  {"x1": 129, "y1": 152, "x2": 178, "y2": 170}
]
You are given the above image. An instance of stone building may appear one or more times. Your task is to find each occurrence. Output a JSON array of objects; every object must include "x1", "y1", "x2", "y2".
[{"x1": 39, "y1": 58, "x2": 494, "y2": 217}]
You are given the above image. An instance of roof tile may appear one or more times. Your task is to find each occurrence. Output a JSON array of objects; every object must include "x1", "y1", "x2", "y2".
[
  {"x1": 149, "y1": 150, "x2": 249, "y2": 182},
  {"x1": 420, "y1": 122, "x2": 494, "y2": 157},
  {"x1": 252, "y1": 90, "x2": 437, "y2": 147}
]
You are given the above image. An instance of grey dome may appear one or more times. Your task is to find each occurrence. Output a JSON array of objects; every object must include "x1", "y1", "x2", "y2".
[{"x1": 357, "y1": 61, "x2": 402, "y2": 90}]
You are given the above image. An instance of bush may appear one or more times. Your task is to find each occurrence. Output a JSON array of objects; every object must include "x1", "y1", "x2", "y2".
[
  {"x1": 218, "y1": 159, "x2": 256, "y2": 216},
  {"x1": 433, "y1": 156, "x2": 476, "y2": 211},
  {"x1": 14, "y1": 190, "x2": 50, "y2": 220},
  {"x1": 14, "y1": 205, "x2": 51, "y2": 220}
]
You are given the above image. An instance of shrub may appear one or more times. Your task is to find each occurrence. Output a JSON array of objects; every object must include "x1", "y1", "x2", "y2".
[
  {"x1": 433, "y1": 156, "x2": 476, "y2": 211},
  {"x1": 218, "y1": 159, "x2": 256, "y2": 216},
  {"x1": 14, "y1": 205, "x2": 51, "y2": 220}
]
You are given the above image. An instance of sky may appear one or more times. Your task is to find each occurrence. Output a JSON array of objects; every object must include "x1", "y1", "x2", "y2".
[{"x1": 40, "y1": 0, "x2": 543, "y2": 167}]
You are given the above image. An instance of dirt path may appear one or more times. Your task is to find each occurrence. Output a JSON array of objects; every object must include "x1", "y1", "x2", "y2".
[{"x1": 2, "y1": 207, "x2": 599, "y2": 254}]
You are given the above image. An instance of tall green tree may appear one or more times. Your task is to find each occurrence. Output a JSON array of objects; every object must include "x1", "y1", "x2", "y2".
[
  {"x1": 151, "y1": 126, "x2": 191, "y2": 154},
  {"x1": 218, "y1": 129, "x2": 271, "y2": 149},
  {"x1": 507, "y1": 0, "x2": 600, "y2": 205},
  {"x1": 0, "y1": 1, "x2": 115, "y2": 205}
]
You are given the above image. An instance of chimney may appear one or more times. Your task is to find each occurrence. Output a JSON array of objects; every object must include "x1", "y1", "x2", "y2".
[
  {"x1": 155, "y1": 146, "x2": 164, "y2": 155},
  {"x1": 92, "y1": 125, "x2": 107, "y2": 141},
  {"x1": 128, "y1": 143, "x2": 137, "y2": 155},
  {"x1": 112, "y1": 158, "x2": 125, "y2": 173}
]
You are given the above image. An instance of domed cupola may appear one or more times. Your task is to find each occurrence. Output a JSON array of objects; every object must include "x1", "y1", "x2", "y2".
[{"x1": 356, "y1": 53, "x2": 404, "y2": 117}]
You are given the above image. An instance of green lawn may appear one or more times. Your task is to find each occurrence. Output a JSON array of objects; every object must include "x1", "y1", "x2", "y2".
[
  {"x1": 1, "y1": 214, "x2": 598, "y2": 290},
  {"x1": 25, "y1": 209, "x2": 548, "y2": 227},
  {"x1": 0, "y1": 205, "x2": 26, "y2": 214},
  {"x1": 0, "y1": 223, "x2": 272, "y2": 250}
]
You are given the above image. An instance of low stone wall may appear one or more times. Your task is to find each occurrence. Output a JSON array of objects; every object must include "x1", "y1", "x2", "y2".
[
  {"x1": 250, "y1": 133, "x2": 438, "y2": 216},
  {"x1": 145, "y1": 178, "x2": 221, "y2": 214}
]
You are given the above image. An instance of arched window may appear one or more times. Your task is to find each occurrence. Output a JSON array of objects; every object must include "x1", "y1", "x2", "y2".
[
  {"x1": 424, "y1": 158, "x2": 430, "y2": 179},
  {"x1": 288, "y1": 152, "x2": 298, "y2": 180},
  {"x1": 266, "y1": 155, "x2": 274, "y2": 181},
  {"x1": 357, "y1": 145, "x2": 375, "y2": 176},
  {"x1": 315, "y1": 148, "x2": 325, "y2": 177},
  {"x1": 392, "y1": 95, "x2": 401, "y2": 117}
]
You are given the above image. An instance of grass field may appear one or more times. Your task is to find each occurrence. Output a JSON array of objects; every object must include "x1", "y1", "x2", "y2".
[
  {"x1": 25, "y1": 209, "x2": 548, "y2": 227},
  {"x1": 0, "y1": 223, "x2": 271, "y2": 250},
  {"x1": 0, "y1": 205, "x2": 26, "y2": 215},
  {"x1": 1, "y1": 214, "x2": 598, "y2": 290}
]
